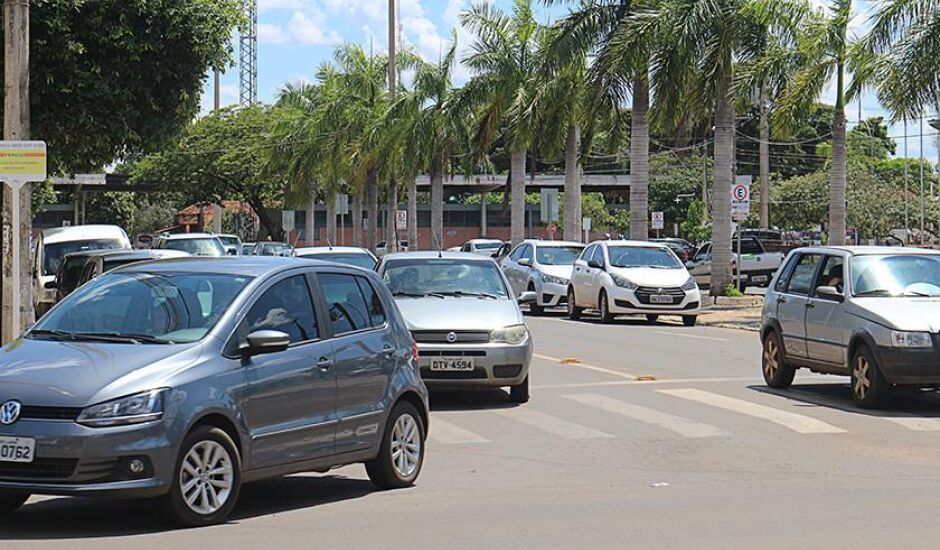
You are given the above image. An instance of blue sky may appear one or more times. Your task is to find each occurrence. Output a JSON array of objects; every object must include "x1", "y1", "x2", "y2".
[{"x1": 200, "y1": 0, "x2": 939, "y2": 163}]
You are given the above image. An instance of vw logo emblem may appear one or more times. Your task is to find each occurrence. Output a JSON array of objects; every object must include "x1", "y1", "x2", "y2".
[
  {"x1": 0, "y1": 400, "x2": 22, "y2": 425},
  {"x1": 446, "y1": 332, "x2": 458, "y2": 343}
]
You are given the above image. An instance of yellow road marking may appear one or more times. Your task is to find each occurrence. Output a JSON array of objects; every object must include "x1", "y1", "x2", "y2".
[{"x1": 533, "y1": 353, "x2": 639, "y2": 381}]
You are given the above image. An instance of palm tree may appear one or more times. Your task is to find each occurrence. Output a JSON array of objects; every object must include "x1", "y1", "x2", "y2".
[
  {"x1": 773, "y1": 0, "x2": 858, "y2": 246},
  {"x1": 461, "y1": 0, "x2": 543, "y2": 246}
]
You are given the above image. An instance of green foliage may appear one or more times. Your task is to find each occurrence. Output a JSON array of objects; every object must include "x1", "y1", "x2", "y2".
[
  {"x1": 30, "y1": 181, "x2": 59, "y2": 216},
  {"x1": 723, "y1": 284, "x2": 745, "y2": 297},
  {"x1": 1, "y1": 0, "x2": 243, "y2": 174},
  {"x1": 681, "y1": 200, "x2": 711, "y2": 243}
]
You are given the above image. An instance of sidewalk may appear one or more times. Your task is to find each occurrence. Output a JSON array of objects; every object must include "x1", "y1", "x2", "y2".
[{"x1": 698, "y1": 295, "x2": 763, "y2": 331}]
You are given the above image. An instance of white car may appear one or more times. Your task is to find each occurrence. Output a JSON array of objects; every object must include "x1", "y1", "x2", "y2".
[
  {"x1": 33, "y1": 224, "x2": 131, "y2": 315},
  {"x1": 460, "y1": 238, "x2": 505, "y2": 256},
  {"x1": 295, "y1": 246, "x2": 378, "y2": 270},
  {"x1": 500, "y1": 239, "x2": 585, "y2": 314},
  {"x1": 567, "y1": 240, "x2": 702, "y2": 325},
  {"x1": 153, "y1": 232, "x2": 227, "y2": 257},
  {"x1": 376, "y1": 240, "x2": 410, "y2": 257}
]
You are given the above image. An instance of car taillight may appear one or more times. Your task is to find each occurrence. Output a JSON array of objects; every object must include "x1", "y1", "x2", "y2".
[{"x1": 411, "y1": 339, "x2": 419, "y2": 363}]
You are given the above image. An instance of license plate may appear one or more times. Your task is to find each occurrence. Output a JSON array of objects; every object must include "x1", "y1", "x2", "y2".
[
  {"x1": 751, "y1": 275, "x2": 768, "y2": 283},
  {"x1": 0, "y1": 436, "x2": 35, "y2": 463},
  {"x1": 430, "y1": 357, "x2": 475, "y2": 371},
  {"x1": 649, "y1": 295, "x2": 674, "y2": 304}
]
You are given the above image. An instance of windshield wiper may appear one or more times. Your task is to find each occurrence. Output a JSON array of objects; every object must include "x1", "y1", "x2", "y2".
[
  {"x1": 391, "y1": 291, "x2": 445, "y2": 299},
  {"x1": 854, "y1": 289, "x2": 895, "y2": 297},
  {"x1": 71, "y1": 332, "x2": 174, "y2": 344},
  {"x1": 437, "y1": 290, "x2": 499, "y2": 299},
  {"x1": 28, "y1": 329, "x2": 77, "y2": 341}
]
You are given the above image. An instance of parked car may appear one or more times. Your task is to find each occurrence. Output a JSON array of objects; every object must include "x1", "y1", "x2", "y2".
[
  {"x1": 33, "y1": 225, "x2": 131, "y2": 315},
  {"x1": 460, "y1": 238, "x2": 505, "y2": 257},
  {"x1": 492, "y1": 242, "x2": 512, "y2": 262},
  {"x1": 241, "y1": 242, "x2": 256, "y2": 256},
  {"x1": 377, "y1": 252, "x2": 535, "y2": 403},
  {"x1": 295, "y1": 246, "x2": 378, "y2": 270},
  {"x1": 53, "y1": 250, "x2": 113, "y2": 303},
  {"x1": 761, "y1": 246, "x2": 940, "y2": 408},
  {"x1": 568, "y1": 240, "x2": 701, "y2": 325},
  {"x1": 216, "y1": 234, "x2": 242, "y2": 256},
  {"x1": 500, "y1": 240, "x2": 585, "y2": 314},
  {"x1": 376, "y1": 240, "x2": 410, "y2": 257},
  {"x1": 77, "y1": 249, "x2": 190, "y2": 287},
  {"x1": 650, "y1": 238, "x2": 694, "y2": 262},
  {"x1": 253, "y1": 241, "x2": 294, "y2": 257},
  {"x1": 0, "y1": 257, "x2": 428, "y2": 525},
  {"x1": 153, "y1": 233, "x2": 227, "y2": 257},
  {"x1": 686, "y1": 236, "x2": 784, "y2": 288}
]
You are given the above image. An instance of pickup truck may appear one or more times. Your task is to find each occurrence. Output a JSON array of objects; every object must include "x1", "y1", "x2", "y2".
[{"x1": 685, "y1": 237, "x2": 784, "y2": 287}]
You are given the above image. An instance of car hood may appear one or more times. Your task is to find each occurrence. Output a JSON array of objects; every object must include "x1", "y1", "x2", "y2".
[
  {"x1": 853, "y1": 298, "x2": 940, "y2": 332},
  {"x1": 537, "y1": 264, "x2": 574, "y2": 280},
  {"x1": 608, "y1": 266, "x2": 691, "y2": 287},
  {"x1": 394, "y1": 297, "x2": 523, "y2": 331},
  {"x1": 0, "y1": 338, "x2": 207, "y2": 407}
]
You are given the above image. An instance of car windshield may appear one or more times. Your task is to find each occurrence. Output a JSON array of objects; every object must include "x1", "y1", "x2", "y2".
[
  {"x1": 161, "y1": 238, "x2": 225, "y2": 257},
  {"x1": 383, "y1": 258, "x2": 509, "y2": 299},
  {"x1": 607, "y1": 246, "x2": 682, "y2": 269},
  {"x1": 44, "y1": 239, "x2": 124, "y2": 275},
  {"x1": 241, "y1": 244, "x2": 255, "y2": 255},
  {"x1": 58, "y1": 255, "x2": 92, "y2": 291},
  {"x1": 32, "y1": 272, "x2": 253, "y2": 344},
  {"x1": 217, "y1": 236, "x2": 240, "y2": 246},
  {"x1": 301, "y1": 252, "x2": 376, "y2": 270},
  {"x1": 102, "y1": 257, "x2": 148, "y2": 273},
  {"x1": 536, "y1": 246, "x2": 584, "y2": 265},
  {"x1": 260, "y1": 243, "x2": 292, "y2": 256},
  {"x1": 475, "y1": 242, "x2": 502, "y2": 250},
  {"x1": 852, "y1": 254, "x2": 940, "y2": 297}
]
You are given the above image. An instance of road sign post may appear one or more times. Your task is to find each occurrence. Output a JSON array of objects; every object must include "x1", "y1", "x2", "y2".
[
  {"x1": 547, "y1": 223, "x2": 557, "y2": 240},
  {"x1": 540, "y1": 188, "x2": 559, "y2": 223},
  {"x1": 651, "y1": 211, "x2": 664, "y2": 238},
  {"x1": 731, "y1": 176, "x2": 751, "y2": 290},
  {"x1": 395, "y1": 209, "x2": 407, "y2": 231},
  {"x1": 582, "y1": 217, "x2": 591, "y2": 243}
]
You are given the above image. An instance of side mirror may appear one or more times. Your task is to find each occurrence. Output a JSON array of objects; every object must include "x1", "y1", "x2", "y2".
[
  {"x1": 44, "y1": 280, "x2": 57, "y2": 289},
  {"x1": 243, "y1": 330, "x2": 290, "y2": 356},
  {"x1": 225, "y1": 246, "x2": 239, "y2": 256},
  {"x1": 587, "y1": 259, "x2": 604, "y2": 270},
  {"x1": 815, "y1": 285, "x2": 844, "y2": 303},
  {"x1": 517, "y1": 291, "x2": 537, "y2": 304},
  {"x1": 518, "y1": 257, "x2": 532, "y2": 267}
]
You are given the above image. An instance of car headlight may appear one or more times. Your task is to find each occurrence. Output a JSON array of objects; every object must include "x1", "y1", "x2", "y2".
[
  {"x1": 681, "y1": 277, "x2": 698, "y2": 291},
  {"x1": 611, "y1": 273, "x2": 638, "y2": 290},
  {"x1": 490, "y1": 324, "x2": 529, "y2": 345},
  {"x1": 890, "y1": 331, "x2": 933, "y2": 348},
  {"x1": 77, "y1": 389, "x2": 167, "y2": 427},
  {"x1": 543, "y1": 274, "x2": 568, "y2": 285}
]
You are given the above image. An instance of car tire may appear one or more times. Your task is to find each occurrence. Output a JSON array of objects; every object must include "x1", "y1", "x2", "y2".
[
  {"x1": 762, "y1": 331, "x2": 795, "y2": 389},
  {"x1": 598, "y1": 291, "x2": 614, "y2": 324},
  {"x1": 567, "y1": 287, "x2": 582, "y2": 320},
  {"x1": 161, "y1": 425, "x2": 241, "y2": 528},
  {"x1": 645, "y1": 314, "x2": 659, "y2": 324},
  {"x1": 0, "y1": 492, "x2": 29, "y2": 513},
  {"x1": 366, "y1": 401, "x2": 425, "y2": 489},
  {"x1": 510, "y1": 375, "x2": 530, "y2": 404},
  {"x1": 851, "y1": 345, "x2": 888, "y2": 408},
  {"x1": 682, "y1": 315, "x2": 697, "y2": 327},
  {"x1": 528, "y1": 284, "x2": 543, "y2": 315}
]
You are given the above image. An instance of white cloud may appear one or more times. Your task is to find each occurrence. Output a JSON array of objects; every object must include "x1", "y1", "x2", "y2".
[
  {"x1": 259, "y1": 0, "x2": 306, "y2": 11},
  {"x1": 442, "y1": 0, "x2": 464, "y2": 26},
  {"x1": 258, "y1": 9, "x2": 341, "y2": 46},
  {"x1": 259, "y1": 23, "x2": 289, "y2": 44}
]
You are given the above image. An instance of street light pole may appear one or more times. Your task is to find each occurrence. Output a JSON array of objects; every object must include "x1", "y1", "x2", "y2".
[{"x1": 1, "y1": 0, "x2": 31, "y2": 343}]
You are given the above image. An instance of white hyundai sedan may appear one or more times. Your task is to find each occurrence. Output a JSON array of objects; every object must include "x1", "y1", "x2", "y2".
[{"x1": 567, "y1": 240, "x2": 701, "y2": 325}]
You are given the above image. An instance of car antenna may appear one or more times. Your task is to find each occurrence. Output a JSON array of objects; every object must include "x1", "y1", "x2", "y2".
[{"x1": 327, "y1": 237, "x2": 333, "y2": 251}]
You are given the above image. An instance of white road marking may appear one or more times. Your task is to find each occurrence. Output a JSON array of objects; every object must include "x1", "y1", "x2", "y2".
[
  {"x1": 564, "y1": 394, "x2": 728, "y2": 438},
  {"x1": 533, "y1": 377, "x2": 767, "y2": 390},
  {"x1": 879, "y1": 416, "x2": 940, "y2": 431},
  {"x1": 428, "y1": 418, "x2": 492, "y2": 444},
  {"x1": 658, "y1": 388, "x2": 846, "y2": 434},
  {"x1": 498, "y1": 409, "x2": 614, "y2": 439},
  {"x1": 652, "y1": 330, "x2": 728, "y2": 342},
  {"x1": 533, "y1": 353, "x2": 638, "y2": 381}
]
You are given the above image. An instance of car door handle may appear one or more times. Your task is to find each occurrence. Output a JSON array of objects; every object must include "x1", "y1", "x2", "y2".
[
  {"x1": 317, "y1": 357, "x2": 334, "y2": 371},
  {"x1": 381, "y1": 346, "x2": 394, "y2": 357},
  {"x1": 805, "y1": 302, "x2": 815, "y2": 309},
  {"x1": 778, "y1": 295, "x2": 787, "y2": 303}
]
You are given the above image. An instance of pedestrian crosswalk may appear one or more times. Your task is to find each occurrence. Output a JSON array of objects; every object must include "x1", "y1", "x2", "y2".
[{"x1": 427, "y1": 387, "x2": 940, "y2": 445}]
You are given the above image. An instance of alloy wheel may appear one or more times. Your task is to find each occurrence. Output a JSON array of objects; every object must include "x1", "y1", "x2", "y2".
[
  {"x1": 853, "y1": 356, "x2": 871, "y2": 401},
  {"x1": 180, "y1": 440, "x2": 234, "y2": 515},
  {"x1": 763, "y1": 338, "x2": 779, "y2": 380},
  {"x1": 391, "y1": 413, "x2": 421, "y2": 479}
]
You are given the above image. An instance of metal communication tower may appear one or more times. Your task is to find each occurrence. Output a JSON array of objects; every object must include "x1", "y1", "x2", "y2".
[{"x1": 239, "y1": 0, "x2": 258, "y2": 106}]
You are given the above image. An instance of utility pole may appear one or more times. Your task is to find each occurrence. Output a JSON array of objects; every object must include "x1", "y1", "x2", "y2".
[
  {"x1": 904, "y1": 119, "x2": 909, "y2": 243},
  {"x1": 386, "y1": 0, "x2": 398, "y2": 253},
  {"x1": 1, "y1": 0, "x2": 31, "y2": 343},
  {"x1": 921, "y1": 116, "x2": 925, "y2": 241},
  {"x1": 212, "y1": 68, "x2": 223, "y2": 234}
]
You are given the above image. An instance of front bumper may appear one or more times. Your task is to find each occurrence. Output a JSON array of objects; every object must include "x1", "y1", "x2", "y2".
[
  {"x1": 538, "y1": 282, "x2": 568, "y2": 307},
  {"x1": 606, "y1": 285, "x2": 701, "y2": 316},
  {"x1": 874, "y1": 345, "x2": 940, "y2": 386},
  {"x1": 417, "y1": 340, "x2": 532, "y2": 388},
  {"x1": 0, "y1": 418, "x2": 176, "y2": 498}
]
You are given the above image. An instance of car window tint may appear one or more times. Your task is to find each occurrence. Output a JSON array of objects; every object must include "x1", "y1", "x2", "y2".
[
  {"x1": 814, "y1": 255, "x2": 845, "y2": 293},
  {"x1": 580, "y1": 244, "x2": 595, "y2": 262},
  {"x1": 739, "y1": 238, "x2": 763, "y2": 255},
  {"x1": 244, "y1": 275, "x2": 318, "y2": 343},
  {"x1": 523, "y1": 245, "x2": 534, "y2": 260},
  {"x1": 785, "y1": 254, "x2": 821, "y2": 295},
  {"x1": 774, "y1": 253, "x2": 799, "y2": 292},
  {"x1": 355, "y1": 277, "x2": 387, "y2": 327},
  {"x1": 319, "y1": 273, "x2": 371, "y2": 335},
  {"x1": 592, "y1": 246, "x2": 605, "y2": 265}
]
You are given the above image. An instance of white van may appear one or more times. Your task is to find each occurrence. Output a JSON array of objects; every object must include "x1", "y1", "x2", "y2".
[{"x1": 34, "y1": 224, "x2": 131, "y2": 313}]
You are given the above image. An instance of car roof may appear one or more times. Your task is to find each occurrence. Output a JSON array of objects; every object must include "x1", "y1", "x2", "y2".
[
  {"x1": 792, "y1": 245, "x2": 940, "y2": 256},
  {"x1": 526, "y1": 240, "x2": 584, "y2": 247},
  {"x1": 159, "y1": 233, "x2": 220, "y2": 240},
  {"x1": 117, "y1": 256, "x2": 342, "y2": 277},
  {"x1": 62, "y1": 248, "x2": 119, "y2": 261},
  {"x1": 43, "y1": 225, "x2": 128, "y2": 244},
  {"x1": 591, "y1": 240, "x2": 667, "y2": 248},
  {"x1": 295, "y1": 246, "x2": 374, "y2": 255},
  {"x1": 382, "y1": 251, "x2": 493, "y2": 261},
  {"x1": 466, "y1": 238, "x2": 503, "y2": 244},
  {"x1": 96, "y1": 249, "x2": 190, "y2": 261}
]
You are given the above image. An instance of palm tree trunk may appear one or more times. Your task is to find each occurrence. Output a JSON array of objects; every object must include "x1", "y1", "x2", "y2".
[
  {"x1": 352, "y1": 192, "x2": 363, "y2": 246},
  {"x1": 629, "y1": 72, "x2": 650, "y2": 240},
  {"x1": 306, "y1": 189, "x2": 316, "y2": 246},
  {"x1": 759, "y1": 90, "x2": 770, "y2": 229},
  {"x1": 430, "y1": 152, "x2": 444, "y2": 250},
  {"x1": 563, "y1": 124, "x2": 581, "y2": 241},
  {"x1": 326, "y1": 191, "x2": 337, "y2": 246},
  {"x1": 710, "y1": 67, "x2": 735, "y2": 295},
  {"x1": 366, "y1": 169, "x2": 378, "y2": 252},
  {"x1": 829, "y1": 108, "x2": 847, "y2": 245},
  {"x1": 510, "y1": 148, "x2": 526, "y2": 245},
  {"x1": 386, "y1": 178, "x2": 399, "y2": 252},
  {"x1": 407, "y1": 176, "x2": 418, "y2": 250}
]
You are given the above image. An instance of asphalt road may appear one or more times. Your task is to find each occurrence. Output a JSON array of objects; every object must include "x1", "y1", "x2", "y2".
[{"x1": 6, "y1": 312, "x2": 940, "y2": 548}]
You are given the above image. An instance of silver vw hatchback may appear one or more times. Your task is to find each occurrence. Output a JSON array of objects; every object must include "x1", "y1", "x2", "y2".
[
  {"x1": 0, "y1": 257, "x2": 428, "y2": 526},
  {"x1": 762, "y1": 246, "x2": 940, "y2": 408}
]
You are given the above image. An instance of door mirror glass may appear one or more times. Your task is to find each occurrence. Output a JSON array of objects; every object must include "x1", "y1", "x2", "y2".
[
  {"x1": 587, "y1": 259, "x2": 603, "y2": 270},
  {"x1": 815, "y1": 285, "x2": 844, "y2": 303},
  {"x1": 244, "y1": 330, "x2": 290, "y2": 356},
  {"x1": 517, "y1": 291, "x2": 537, "y2": 304},
  {"x1": 518, "y1": 257, "x2": 532, "y2": 267},
  {"x1": 44, "y1": 280, "x2": 57, "y2": 289}
]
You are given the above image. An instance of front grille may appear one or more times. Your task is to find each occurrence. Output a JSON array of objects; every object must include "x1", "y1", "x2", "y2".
[
  {"x1": 411, "y1": 331, "x2": 490, "y2": 344},
  {"x1": 634, "y1": 286, "x2": 686, "y2": 305},
  {"x1": 20, "y1": 405, "x2": 83, "y2": 421},
  {"x1": 420, "y1": 350, "x2": 487, "y2": 357},
  {"x1": 0, "y1": 458, "x2": 77, "y2": 480},
  {"x1": 420, "y1": 367, "x2": 488, "y2": 380}
]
